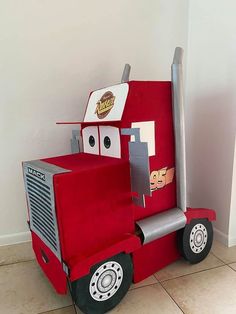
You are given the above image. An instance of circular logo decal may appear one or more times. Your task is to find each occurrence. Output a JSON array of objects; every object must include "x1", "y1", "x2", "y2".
[{"x1": 94, "y1": 91, "x2": 115, "y2": 119}]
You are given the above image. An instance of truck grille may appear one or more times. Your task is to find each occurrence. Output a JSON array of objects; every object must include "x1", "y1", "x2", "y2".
[
  {"x1": 26, "y1": 174, "x2": 58, "y2": 251},
  {"x1": 23, "y1": 160, "x2": 70, "y2": 260}
]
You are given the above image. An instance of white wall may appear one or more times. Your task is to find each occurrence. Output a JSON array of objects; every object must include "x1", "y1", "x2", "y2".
[
  {"x1": 186, "y1": 0, "x2": 236, "y2": 245},
  {"x1": 0, "y1": 0, "x2": 189, "y2": 245}
]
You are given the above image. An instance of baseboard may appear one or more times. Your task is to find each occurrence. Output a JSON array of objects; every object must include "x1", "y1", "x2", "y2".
[
  {"x1": 213, "y1": 227, "x2": 236, "y2": 247},
  {"x1": 0, "y1": 231, "x2": 31, "y2": 246},
  {"x1": 228, "y1": 236, "x2": 236, "y2": 247},
  {"x1": 213, "y1": 227, "x2": 229, "y2": 246}
]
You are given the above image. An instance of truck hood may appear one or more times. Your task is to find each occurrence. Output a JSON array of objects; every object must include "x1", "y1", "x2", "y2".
[{"x1": 43, "y1": 152, "x2": 128, "y2": 173}]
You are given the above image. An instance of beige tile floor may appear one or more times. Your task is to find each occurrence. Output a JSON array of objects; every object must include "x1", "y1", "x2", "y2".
[{"x1": 0, "y1": 240, "x2": 236, "y2": 314}]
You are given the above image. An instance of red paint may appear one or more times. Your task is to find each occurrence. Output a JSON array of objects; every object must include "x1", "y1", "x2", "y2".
[
  {"x1": 132, "y1": 232, "x2": 180, "y2": 283},
  {"x1": 43, "y1": 153, "x2": 138, "y2": 281},
  {"x1": 120, "y1": 81, "x2": 177, "y2": 220}
]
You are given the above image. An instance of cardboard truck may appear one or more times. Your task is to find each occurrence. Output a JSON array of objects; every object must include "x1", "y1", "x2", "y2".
[{"x1": 22, "y1": 47, "x2": 216, "y2": 314}]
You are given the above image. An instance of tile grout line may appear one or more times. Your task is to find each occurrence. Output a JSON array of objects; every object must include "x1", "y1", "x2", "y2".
[
  {"x1": 152, "y1": 251, "x2": 227, "y2": 283},
  {"x1": 130, "y1": 281, "x2": 186, "y2": 312},
  {"x1": 211, "y1": 251, "x2": 236, "y2": 265},
  {"x1": 205, "y1": 250, "x2": 236, "y2": 266},
  {"x1": 129, "y1": 281, "x2": 159, "y2": 292},
  {"x1": 153, "y1": 272, "x2": 161, "y2": 283},
  {"x1": 159, "y1": 280, "x2": 185, "y2": 314},
  {"x1": 227, "y1": 264, "x2": 236, "y2": 272},
  {"x1": 37, "y1": 305, "x2": 73, "y2": 314},
  {"x1": 130, "y1": 281, "x2": 186, "y2": 313},
  {"x1": 210, "y1": 251, "x2": 228, "y2": 265},
  {"x1": 158, "y1": 264, "x2": 226, "y2": 283},
  {"x1": 0, "y1": 258, "x2": 35, "y2": 268},
  {"x1": 130, "y1": 278, "x2": 160, "y2": 290}
]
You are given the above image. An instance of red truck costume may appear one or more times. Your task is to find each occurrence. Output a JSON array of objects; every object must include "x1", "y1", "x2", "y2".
[{"x1": 23, "y1": 48, "x2": 215, "y2": 314}]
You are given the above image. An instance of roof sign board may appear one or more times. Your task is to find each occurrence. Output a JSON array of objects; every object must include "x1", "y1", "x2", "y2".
[{"x1": 83, "y1": 83, "x2": 129, "y2": 122}]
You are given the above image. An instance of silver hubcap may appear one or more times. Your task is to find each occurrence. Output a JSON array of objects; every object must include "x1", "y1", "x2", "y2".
[
  {"x1": 89, "y1": 261, "x2": 123, "y2": 301},
  {"x1": 189, "y1": 223, "x2": 208, "y2": 254}
]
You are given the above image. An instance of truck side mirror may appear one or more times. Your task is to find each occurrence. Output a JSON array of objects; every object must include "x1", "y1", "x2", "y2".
[
  {"x1": 121, "y1": 128, "x2": 151, "y2": 207},
  {"x1": 71, "y1": 129, "x2": 80, "y2": 154}
]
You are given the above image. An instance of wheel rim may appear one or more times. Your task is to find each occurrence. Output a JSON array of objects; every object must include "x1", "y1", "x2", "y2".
[
  {"x1": 89, "y1": 261, "x2": 123, "y2": 301},
  {"x1": 189, "y1": 223, "x2": 208, "y2": 254}
]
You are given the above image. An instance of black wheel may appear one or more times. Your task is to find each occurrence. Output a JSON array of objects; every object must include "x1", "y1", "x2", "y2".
[
  {"x1": 71, "y1": 253, "x2": 133, "y2": 314},
  {"x1": 178, "y1": 218, "x2": 213, "y2": 264}
]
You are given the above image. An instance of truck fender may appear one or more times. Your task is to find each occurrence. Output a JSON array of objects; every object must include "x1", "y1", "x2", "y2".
[
  {"x1": 69, "y1": 234, "x2": 141, "y2": 282},
  {"x1": 185, "y1": 208, "x2": 216, "y2": 224}
]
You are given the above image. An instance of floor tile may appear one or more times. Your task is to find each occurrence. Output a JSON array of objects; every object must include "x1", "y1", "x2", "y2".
[
  {"x1": 41, "y1": 277, "x2": 160, "y2": 314},
  {"x1": 40, "y1": 306, "x2": 75, "y2": 314},
  {"x1": 163, "y1": 265, "x2": 236, "y2": 314},
  {"x1": 40, "y1": 284, "x2": 182, "y2": 314},
  {"x1": 111, "y1": 284, "x2": 182, "y2": 314},
  {"x1": 0, "y1": 260, "x2": 72, "y2": 314},
  {"x1": 229, "y1": 263, "x2": 236, "y2": 271},
  {"x1": 211, "y1": 240, "x2": 236, "y2": 263},
  {"x1": 155, "y1": 253, "x2": 224, "y2": 282},
  {"x1": 130, "y1": 275, "x2": 158, "y2": 290},
  {"x1": 0, "y1": 241, "x2": 34, "y2": 266}
]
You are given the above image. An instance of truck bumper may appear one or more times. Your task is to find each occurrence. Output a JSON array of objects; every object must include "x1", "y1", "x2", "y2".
[{"x1": 32, "y1": 232, "x2": 67, "y2": 294}]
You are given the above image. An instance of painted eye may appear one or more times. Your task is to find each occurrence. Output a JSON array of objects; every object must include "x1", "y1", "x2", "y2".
[
  {"x1": 104, "y1": 136, "x2": 111, "y2": 149},
  {"x1": 99, "y1": 126, "x2": 121, "y2": 158},
  {"x1": 82, "y1": 126, "x2": 99, "y2": 155},
  {"x1": 89, "y1": 135, "x2": 95, "y2": 147}
]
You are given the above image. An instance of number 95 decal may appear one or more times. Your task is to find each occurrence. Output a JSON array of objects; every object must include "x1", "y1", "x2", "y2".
[{"x1": 150, "y1": 167, "x2": 175, "y2": 191}]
